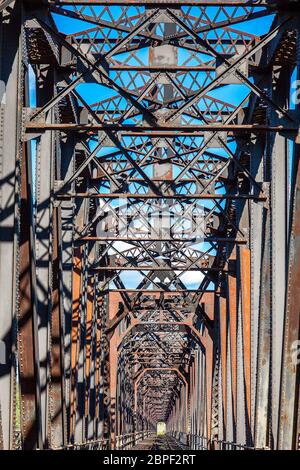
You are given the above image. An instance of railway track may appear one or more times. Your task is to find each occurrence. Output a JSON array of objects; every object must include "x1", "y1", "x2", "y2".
[{"x1": 132, "y1": 435, "x2": 188, "y2": 451}]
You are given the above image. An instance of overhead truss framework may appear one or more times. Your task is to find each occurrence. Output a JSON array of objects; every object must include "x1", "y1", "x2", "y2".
[{"x1": 0, "y1": 0, "x2": 299, "y2": 451}]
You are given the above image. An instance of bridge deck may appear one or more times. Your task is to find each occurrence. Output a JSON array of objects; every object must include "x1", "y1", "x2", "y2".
[{"x1": 131, "y1": 436, "x2": 188, "y2": 451}]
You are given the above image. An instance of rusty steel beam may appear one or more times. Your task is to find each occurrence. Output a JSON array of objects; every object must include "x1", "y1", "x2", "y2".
[
  {"x1": 77, "y1": 237, "x2": 247, "y2": 244},
  {"x1": 48, "y1": 1, "x2": 276, "y2": 6},
  {"x1": 84, "y1": 275, "x2": 94, "y2": 440},
  {"x1": 109, "y1": 66, "x2": 217, "y2": 71},
  {"x1": 49, "y1": 207, "x2": 65, "y2": 449},
  {"x1": 90, "y1": 266, "x2": 232, "y2": 272},
  {"x1": 278, "y1": 138, "x2": 300, "y2": 449},
  {"x1": 107, "y1": 289, "x2": 218, "y2": 294},
  {"x1": 58, "y1": 193, "x2": 266, "y2": 201},
  {"x1": 228, "y1": 258, "x2": 238, "y2": 436},
  {"x1": 18, "y1": 144, "x2": 42, "y2": 450},
  {"x1": 240, "y1": 247, "x2": 251, "y2": 436},
  {"x1": 25, "y1": 123, "x2": 296, "y2": 133},
  {"x1": 70, "y1": 248, "x2": 82, "y2": 443},
  {"x1": 220, "y1": 295, "x2": 227, "y2": 429}
]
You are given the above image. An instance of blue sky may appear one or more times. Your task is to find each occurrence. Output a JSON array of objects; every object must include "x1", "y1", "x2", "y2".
[{"x1": 28, "y1": 5, "x2": 285, "y2": 290}]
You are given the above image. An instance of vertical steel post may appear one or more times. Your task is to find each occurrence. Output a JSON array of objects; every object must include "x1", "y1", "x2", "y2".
[
  {"x1": 0, "y1": 1, "x2": 22, "y2": 450},
  {"x1": 278, "y1": 32, "x2": 300, "y2": 449},
  {"x1": 35, "y1": 62, "x2": 55, "y2": 447},
  {"x1": 49, "y1": 206, "x2": 65, "y2": 449}
]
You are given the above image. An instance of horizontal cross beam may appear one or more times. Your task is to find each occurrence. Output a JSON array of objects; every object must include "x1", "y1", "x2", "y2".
[
  {"x1": 25, "y1": 123, "x2": 296, "y2": 134},
  {"x1": 58, "y1": 192, "x2": 266, "y2": 201},
  {"x1": 76, "y1": 237, "x2": 246, "y2": 244},
  {"x1": 48, "y1": 1, "x2": 273, "y2": 6},
  {"x1": 107, "y1": 289, "x2": 217, "y2": 293},
  {"x1": 91, "y1": 266, "x2": 230, "y2": 272}
]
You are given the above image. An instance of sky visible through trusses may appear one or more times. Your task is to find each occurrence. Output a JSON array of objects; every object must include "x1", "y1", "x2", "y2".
[{"x1": 29, "y1": 4, "x2": 296, "y2": 290}]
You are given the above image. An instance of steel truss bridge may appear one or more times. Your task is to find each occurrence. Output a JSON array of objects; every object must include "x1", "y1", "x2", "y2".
[{"x1": 0, "y1": 0, "x2": 299, "y2": 451}]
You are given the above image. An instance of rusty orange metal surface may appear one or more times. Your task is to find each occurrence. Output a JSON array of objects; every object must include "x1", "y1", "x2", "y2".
[
  {"x1": 70, "y1": 247, "x2": 82, "y2": 442},
  {"x1": 84, "y1": 276, "x2": 94, "y2": 423},
  {"x1": 18, "y1": 144, "x2": 41, "y2": 449},
  {"x1": 49, "y1": 207, "x2": 65, "y2": 448},
  {"x1": 220, "y1": 295, "x2": 227, "y2": 427},
  {"x1": 205, "y1": 334, "x2": 213, "y2": 441},
  {"x1": 228, "y1": 261, "x2": 237, "y2": 426},
  {"x1": 240, "y1": 247, "x2": 251, "y2": 425}
]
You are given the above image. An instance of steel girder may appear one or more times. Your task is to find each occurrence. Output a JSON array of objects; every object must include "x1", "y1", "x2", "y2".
[{"x1": 0, "y1": 0, "x2": 299, "y2": 451}]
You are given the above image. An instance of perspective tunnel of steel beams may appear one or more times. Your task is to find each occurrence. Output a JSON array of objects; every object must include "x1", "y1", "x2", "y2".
[{"x1": 0, "y1": 0, "x2": 299, "y2": 452}]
